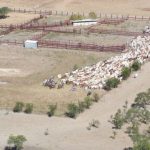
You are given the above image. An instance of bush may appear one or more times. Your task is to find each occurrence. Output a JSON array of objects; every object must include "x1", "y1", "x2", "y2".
[
  {"x1": 24, "y1": 103, "x2": 33, "y2": 114},
  {"x1": 112, "y1": 109, "x2": 125, "y2": 129},
  {"x1": 89, "y1": 12, "x2": 97, "y2": 19},
  {"x1": 73, "y1": 64, "x2": 79, "y2": 71},
  {"x1": 84, "y1": 96, "x2": 93, "y2": 109},
  {"x1": 47, "y1": 104, "x2": 57, "y2": 117},
  {"x1": 121, "y1": 67, "x2": 131, "y2": 80},
  {"x1": 78, "y1": 101, "x2": 85, "y2": 113},
  {"x1": 7, "y1": 135, "x2": 27, "y2": 150},
  {"x1": 70, "y1": 14, "x2": 84, "y2": 20},
  {"x1": 134, "y1": 92, "x2": 150, "y2": 108},
  {"x1": 133, "y1": 138, "x2": 150, "y2": 150},
  {"x1": 131, "y1": 61, "x2": 141, "y2": 71},
  {"x1": 92, "y1": 92, "x2": 100, "y2": 102},
  {"x1": 13, "y1": 102, "x2": 24, "y2": 112},
  {"x1": 105, "y1": 77, "x2": 120, "y2": 90},
  {"x1": 0, "y1": 7, "x2": 11, "y2": 18},
  {"x1": 66, "y1": 103, "x2": 79, "y2": 118}
]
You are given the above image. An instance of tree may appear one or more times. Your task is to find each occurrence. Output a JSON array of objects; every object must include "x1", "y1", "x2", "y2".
[
  {"x1": 13, "y1": 102, "x2": 24, "y2": 112},
  {"x1": 47, "y1": 103, "x2": 57, "y2": 117},
  {"x1": 7, "y1": 135, "x2": 27, "y2": 150},
  {"x1": 112, "y1": 109, "x2": 125, "y2": 129},
  {"x1": 24, "y1": 103, "x2": 33, "y2": 114},
  {"x1": 134, "y1": 92, "x2": 150, "y2": 108},
  {"x1": 121, "y1": 67, "x2": 131, "y2": 80},
  {"x1": 0, "y1": 7, "x2": 11, "y2": 19},
  {"x1": 89, "y1": 12, "x2": 97, "y2": 19},
  {"x1": 133, "y1": 138, "x2": 150, "y2": 150},
  {"x1": 65, "y1": 103, "x2": 79, "y2": 118},
  {"x1": 69, "y1": 14, "x2": 84, "y2": 20},
  {"x1": 105, "y1": 77, "x2": 120, "y2": 90},
  {"x1": 131, "y1": 61, "x2": 141, "y2": 71},
  {"x1": 92, "y1": 92, "x2": 100, "y2": 102},
  {"x1": 84, "y1": 96, "x2": 93, "y2": 109}
]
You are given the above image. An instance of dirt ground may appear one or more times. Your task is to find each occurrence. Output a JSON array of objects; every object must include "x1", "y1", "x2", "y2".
[
  {"x1": 43, "y1": 32, "x2": 130, "y2": 46},
  {"x1": 1, "y1": 0, "x2": 150, "y2": 16},
  {"x1": 0, "y1": 61, "x2": 150, "y2": 150},
  {"x1": 0, "y1": 45, "x2": 116, "y2": 115},
  {"x1": 0, "y1": 12, "x2": 39, "y2": 25},
  {"x1": 93, "y1": 20, "x2": 150, "y2": 32},
  {"x1": 0, "y1": 30, "x2": 42, "y2": 42}
]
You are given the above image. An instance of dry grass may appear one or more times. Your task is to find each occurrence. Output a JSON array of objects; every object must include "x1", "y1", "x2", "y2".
[
  {"x1": 0, "y1": 45, "x2": 116, "y2": 115},
  {"x1": 0, "y1": 30, "x2": 42, "y2": 41},
  {"x1": 93, "y1": 20, "x2": 150, "y2": 32},
  {"x1": 1, "y1": 0, "x2": 150, "y2": 16},
  {"x1": 43, "y1": 32, "x2": 130, "y2": 46},
  {"x1": 0, "y1": 12, "x2": 39, "y2": 25}
]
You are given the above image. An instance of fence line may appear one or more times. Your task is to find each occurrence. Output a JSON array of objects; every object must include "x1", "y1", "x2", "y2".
[
  {"x1": 1, "y1": 23, "x2": 146, "y2": 37},
  {"x1": 12, "y1": 8, "x2": 150, "y2": 21},
  {"x1": 38, "y1": 40, "x2": 125, "y2": 52},
  {"x1": 0, "y1": 39, "x2": 125, "y2": 52}
]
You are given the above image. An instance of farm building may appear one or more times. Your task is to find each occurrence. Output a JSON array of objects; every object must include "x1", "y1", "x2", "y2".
[
  {"x1": 72, "y1": 19, "x2": 97, "y2": 26},
  {"x1": 24, "y1": 40, "x2": 38, "y2": 49}
]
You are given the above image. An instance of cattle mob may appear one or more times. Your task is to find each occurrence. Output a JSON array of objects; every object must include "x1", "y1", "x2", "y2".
[{"x1": 57, "y1": 36, "x2": 150, "y2": 89}]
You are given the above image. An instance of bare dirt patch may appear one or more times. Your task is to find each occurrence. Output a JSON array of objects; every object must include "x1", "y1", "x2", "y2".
[{"x1": 0, "y1": 68, "x2": 22, "y2": 77}]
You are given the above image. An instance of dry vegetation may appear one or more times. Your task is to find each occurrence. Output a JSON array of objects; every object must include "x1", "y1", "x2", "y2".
[
  {"x1": 0, "y1": 12, "x2": 39, "y2": 25},
  {"x1": 0, "y1": 45, "x2": 116, "y2": 115},
  {"x1": 1, "y1": 0, "x2": 150, "y2": 16}
]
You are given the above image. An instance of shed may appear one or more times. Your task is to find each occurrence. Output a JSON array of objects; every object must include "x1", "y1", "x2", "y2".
[
  {"x1": 72, "y1": 19, "x2": 97, "y2": 26},
  {"x1": 24, "y1": 40, "x2": 38, "y2": 49}
]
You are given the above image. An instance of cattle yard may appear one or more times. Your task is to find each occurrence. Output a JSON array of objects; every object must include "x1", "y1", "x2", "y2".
[
  {"x1": 0, "y1": 9, "x2": 150, "y2": 114},
  {"x1": 0, "y1": 9, "x2": 150, "y2": 52}
]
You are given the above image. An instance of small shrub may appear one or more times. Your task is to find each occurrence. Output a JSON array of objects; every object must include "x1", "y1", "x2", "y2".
[
  {"x1": 24, "y1": 103, "x2": 33, "y2": 114},
  {"x1": 47, "y1": 104, "x2": 57, "y2": 117},
  {"x1": 87, "y1": 119, "x2": 100, "y2": 130},
  {"x1": 70, "y1": 14, "x2": 84, "y2": 20},
  {"x1": 89, "y1": 12, "x2": 97, "y2": 19},
  {"x1": 134, "y1": 92, "x2": 150, "y2": 108},
  {"x1": 7, "y1": 135, "x2": 27, "y2": 150},
  {"x1": 110, "y1": 131, "x2": 117, "y2": 139},
  {"x1": 92, "y1": 92, "x2": 100, "y2": 102},
  {"x1": 89, "y1": 119, "x2": 100, "y2": 128},
  {"x1": 131, "y1": 61, "x2": 141, "y2": 71},
  {"x1": 13, "y1": 102, "x2": 24, "y2": 112},
  {"x1": 105, "y1": 77, "x2": 120, "y2": 90},
  {"x1": 121, "y1": 67, "x2": 131, "y2": 80},
  {"x1": 133, "y1": 138, "x2": 150, "y2": 150},
  {"x1": 84, "y1": 96, "x2": 93, "y2": 109},
  {"x1": 0, "y1": 7, "x2": 11, "y2": 19},
  {"x1": 73, "y1": 64, "x2": 79, "y2": 71},
  {"x1": 112, "y1": 109, "x2": 125, "y2": 129},
  {"x1": 66, "y1": 103, "x2": 79, "y2": 118},
  {"x1": 78, "y1": 101, "x2": 85, "y2": 113}
]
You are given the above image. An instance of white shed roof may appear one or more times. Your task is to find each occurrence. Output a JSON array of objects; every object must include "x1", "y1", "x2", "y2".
[
  {"x1": 25, "y1": 40, "x2": 38, "y2": 43},
  {"x1": 72, "y1": 19, "x2": 97, "y2": 23}
]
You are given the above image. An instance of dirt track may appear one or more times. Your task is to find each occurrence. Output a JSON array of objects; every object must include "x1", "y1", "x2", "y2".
[{"x1": 0, "y1": 61, "x2": 150, "y2": 150}]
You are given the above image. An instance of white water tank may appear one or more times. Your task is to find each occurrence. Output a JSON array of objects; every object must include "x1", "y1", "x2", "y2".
[{"x1": 24, "y1": 40, "x2": 38, "y2": 49}]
